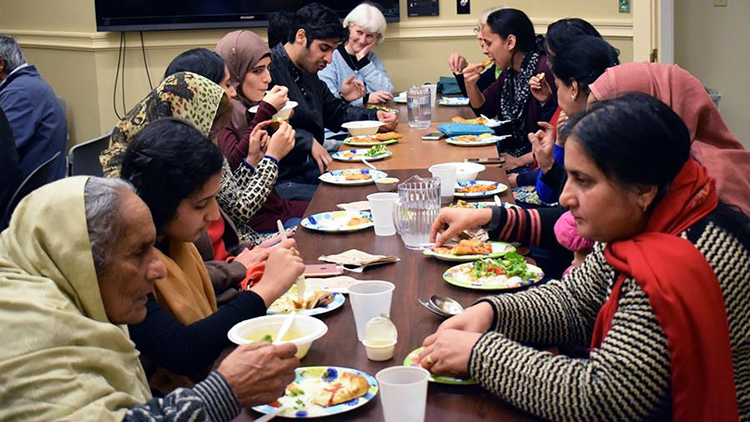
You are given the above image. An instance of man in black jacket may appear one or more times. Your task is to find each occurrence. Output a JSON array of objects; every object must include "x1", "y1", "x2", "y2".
[{"x1": 269, "y1": 3, "x2": 397, "y2": 195}]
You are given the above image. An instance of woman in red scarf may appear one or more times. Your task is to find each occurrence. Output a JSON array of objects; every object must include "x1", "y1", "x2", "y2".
[{"x1": 422, "y1": 94, "x2": 750, "y2": 420}]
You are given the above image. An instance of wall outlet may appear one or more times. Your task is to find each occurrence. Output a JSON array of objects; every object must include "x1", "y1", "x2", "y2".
[
  {"x1": 619, "y1": 0, "x2": 631, "y2": 13},
  {"x1": 714, "y1": 0, "x2": 728, "y2": 7}
]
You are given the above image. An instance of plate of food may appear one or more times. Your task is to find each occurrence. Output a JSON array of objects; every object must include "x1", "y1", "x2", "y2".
[
  {"x1": 454, "y1": 181, "x2": 508, "y2": 198},
  {"x1": 304, "y1": 276, "x2": 360, "y2": 294},
  {"x1": 449, "y1": 199, "x2": 519, "y2": 210},
  {"x1": 331, "y1": 145, "x2": 392, "y2": 162},
  {"x1": 442, "y1": 251, "x2": 545, "y2": 290},
  {"x1": 451, "y1": 115, "x2": 509, "y2": 128},
  {"x1": 403, "y1": 347, "x2": 477, "y2": 385},
  {"x1": 445, "y1": 133, "x2": 509, "y2": 147},
  {"x1": 319, "y1": 169, "x2": 387, "y2": 185},
  {"x1": 267, "y1": 285, "x2": 346, "y2": 316},
  {"x1": 342, "y1": 132, "x2": 402, "y2": 147},
  {"x1": 423, "y1": 239, "x2": 515, "y2": 262},
  {"x1": 252, "y1": 366, "x2": 378, "y2": 418},
  {"x1": 301, "y1": 210, "x2": 374, "y2": 233},
  {"x1": 438, "y1": 97, "x2": 470, "y2": 106},
  {"x1": 366, "y1": 104, "x2": 398, "y2": 114}
]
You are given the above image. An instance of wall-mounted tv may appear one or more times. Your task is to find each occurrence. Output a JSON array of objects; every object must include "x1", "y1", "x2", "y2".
[{"x1": 95, "y1": 0, "x2": 400, "y2": 32}]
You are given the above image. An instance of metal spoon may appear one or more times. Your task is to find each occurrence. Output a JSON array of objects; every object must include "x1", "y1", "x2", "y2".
[
  {"x1": 418, "y1": 298, "x2": 449, "y2": 318},
  {"x1": 429, "y1": 295, "x2": 464, "y2": 316}
]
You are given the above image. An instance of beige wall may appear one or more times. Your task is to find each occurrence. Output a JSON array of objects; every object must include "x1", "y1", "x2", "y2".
[
  {"x1": 675, "y1": 0, "x2": 750, "y2": 148},
  {"x1": 1, "y1": 0, "x2": 633, "y2": 148}
]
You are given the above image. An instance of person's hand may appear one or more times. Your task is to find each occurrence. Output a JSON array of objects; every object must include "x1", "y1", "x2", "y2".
[
  {"x1": 368, "y1": 90, "x2": 393, "y2": 105},
  {"x1": 430, "y1": 208, "x2": 493, "y2": 247},
  {"x1": 500, "y1": 153, "x2": 528, "y2": 171},
  {"x1": 311, "y1": 139, "x2": 332, "y2": 174},
  {"x1": 418, "y1": 329, "x2": 483, "y2": 378},
  {"x1": 355, "y1": 41, "x2": 375, "y2": 61},
  {"x1": 246, "y1": 122, "x2": 269, "y2": 167},
  {"x1": 258, "y1": 230, "x2": 295, "y2": 248},
  {"x1": 437, "y1": 302, "x2": 494, "y2": 333},
  {"x1": 340, "y1": 75, "x2": 365, "y2": 102},
  {"x1": 507, "y1": 173, "x2": 519, "y2": 188},
  {"x1": 376, "y1": 110, "x2": 398, "y2": 131},
  {"x1": 250, "y1": 239, "x2": 305, "y2": 306},
  {"x1": 217, "y1": 342, "x2": 299, "y2": 408},
  {"x1": 266, "y1": 121, "x2": 296, "y2": 161},
  {"x1": 234, "y1": 246, "x2": 271, "y2": 269},
  {"x1": 529, "y1": 73, "x2": 552, "y2": 105},
  {"x1": 555, "y1": 111, "x2": 569, "y2": 146},
  {"x1": 462, "y1": 63, "x2": 484, "y2": 87},
  {"x1": 262, "y1": 85, "x2": 289, "y2": 111},
  {"x1": 528, "y1": 121, "x2": 555, "y2": 172},
  {"x1": 448, "y1": 53, "x2": 468, "y2": 74}
]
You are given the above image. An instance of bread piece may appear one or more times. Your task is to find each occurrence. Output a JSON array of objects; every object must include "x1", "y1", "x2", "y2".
[
  {"x1": 375, "y1": 132, "x2": 403, "y2": 141},
  {"x1": 310, "y1": 372, "x2": 370, "y2": 407}
]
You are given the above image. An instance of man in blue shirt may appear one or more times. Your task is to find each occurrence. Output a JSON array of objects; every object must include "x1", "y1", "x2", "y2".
[{"x1": 0, "y1": 35, "x2": 67, "y2": 182}]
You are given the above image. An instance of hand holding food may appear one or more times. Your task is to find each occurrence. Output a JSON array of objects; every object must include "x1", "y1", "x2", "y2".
[
  {"x1": 341, "y1": 75, "x2": 366, "y2": 102},
  {"x1": 418, "y1": 329, "x2": 482, "y2": 378},
  {"x1": 529, "y1": 72, "x2": 552, "y2": 104},
  {"x1": 247, "y1": 121, "x2": 270, "y2": 166},
  {"x1": 499, "y1": 152, "x2": 528, "y2": 171},
  {"x1": 265, "y1": 120, "x2": 296, "y2": 161},
  {"x1": 448, "y1": 53, "x2": 468, "y2": 74},
  {"x1": 376, "y1": 110, "x2": 398, "y2": 131},
  {"x1": 311, "y1": 139, "x2": 333, "y2": 173},
  {"x1": 528, "y1": 121, "x2": 555, "y2": 172},
  {"x1": 367, "y1": 90, "x2": 393, "y2": 105},
  {"x1": 430, "y1": 207, "x2": 493, "y2": 247},
  {"x1": 263, "y1": 85, "x2": 290, "y2": 111},
  {"x1": 437, "y1": 302, "x2": 494, "y2": 333},
  {"x1": 252, "y1": 239, "x2": 305, "y2": 307},
  {"x1": 217, "y1": 342, "x2": 299, "y2": 408}
]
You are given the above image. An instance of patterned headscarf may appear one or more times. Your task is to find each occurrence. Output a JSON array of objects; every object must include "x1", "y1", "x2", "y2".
[
  {"x1": 100, "y1": 72, "x2": 226, "y2": 178},
  {"x1": 215, "y1": 30, "x2": 272, "y2": 133},
  {"x1": 500, "y1": 51, "x2": 540, "y2": 153}
]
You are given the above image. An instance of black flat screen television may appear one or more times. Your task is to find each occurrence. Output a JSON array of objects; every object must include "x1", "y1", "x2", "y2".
[{"x1": 95, "y1": 0, "x2": 400, "y2": 32}]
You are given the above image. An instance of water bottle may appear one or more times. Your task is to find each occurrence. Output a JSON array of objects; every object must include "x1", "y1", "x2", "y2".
[{"x1": 407, "y1": 86, "x2": 431, "y2": 129}]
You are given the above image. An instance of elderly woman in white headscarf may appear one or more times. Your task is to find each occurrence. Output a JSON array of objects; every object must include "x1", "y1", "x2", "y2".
[{"x1": 0, "y1": 176, "x2": 297, "y2": 421}]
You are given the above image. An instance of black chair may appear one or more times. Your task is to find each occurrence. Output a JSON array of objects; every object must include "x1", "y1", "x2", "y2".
[
  {"x1": 4, "y1": 151, "x2": 63, "y2": 227},
  {"x1": 67, "y1": 132, "x2": 110, "y2": 177}
]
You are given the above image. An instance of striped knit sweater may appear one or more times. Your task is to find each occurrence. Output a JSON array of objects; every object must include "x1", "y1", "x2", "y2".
[{"x1": 470, "y1": 214, "x2": 750, "y2": 421}]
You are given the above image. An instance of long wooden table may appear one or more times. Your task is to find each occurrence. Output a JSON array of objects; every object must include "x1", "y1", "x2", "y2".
[
  {"x1": 243, "y1": 168, "x2": 537, "y2": 421},
  {"x1": 329, "y1": 122, "x2": 500, "y2": 171}
]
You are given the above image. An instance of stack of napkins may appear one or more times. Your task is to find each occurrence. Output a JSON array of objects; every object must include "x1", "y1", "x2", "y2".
[
  {"x1": 337, "y1": 201, "x2": 371, "y2": 212},
  {"x1": 319, "y1": 249, "x2": 399, "y2": 270}
]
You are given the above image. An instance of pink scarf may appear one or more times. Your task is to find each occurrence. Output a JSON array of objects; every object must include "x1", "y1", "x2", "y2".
[{"x1": 590, "y1": 62, "x2": 750, "y2": 217}]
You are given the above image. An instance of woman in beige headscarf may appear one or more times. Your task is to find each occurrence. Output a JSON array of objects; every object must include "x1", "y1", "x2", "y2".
[{"x1": 0, "y1": 176, "x2": 298, "y2": 421}]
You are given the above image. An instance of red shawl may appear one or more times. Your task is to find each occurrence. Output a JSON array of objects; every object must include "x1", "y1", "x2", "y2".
[{"x1": 590, "y1": 159, "x2": 738, "y2": 421}]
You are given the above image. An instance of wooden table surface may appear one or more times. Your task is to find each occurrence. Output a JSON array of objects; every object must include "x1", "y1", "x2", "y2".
[
  {"x1": 242, "y1": 168, "x2": 537, "y2": 421},
  {"x1": 329, "y1": 122, "x2": 500, "y2": 172}
]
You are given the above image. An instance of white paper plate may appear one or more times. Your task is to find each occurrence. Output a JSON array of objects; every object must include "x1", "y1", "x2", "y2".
[
  {"x1": 319, "y1": 169, "x2": 387, "y2": 185},
  {"x1": 454, "y1": 180, "x2": 509, "y2": 198},
  {"x1": 331, "y1": 149, "x2": 392, "y2": 162}
]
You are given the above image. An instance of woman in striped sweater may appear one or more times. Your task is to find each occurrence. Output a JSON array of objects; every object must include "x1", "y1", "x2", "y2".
[{"x1": 425, "y1": 93, "x2": 750, "y2": 420}]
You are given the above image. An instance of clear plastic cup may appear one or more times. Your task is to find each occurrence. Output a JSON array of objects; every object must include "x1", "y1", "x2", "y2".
[
  {"x1": 367, "y1": 192, "x2": 398, "y2": 236},
  {"x1": 428, "y1": 163, "x2": 457, "y2": 205},
  {"x1": 348, "y1": 281, "x2": 395, "y2": 341},
  {"x1": 376, "y1": 366, "x2": 430, "y2": 422},
  {"x1": 422, "y1": 83, "x2": 437, "y2": 106}
]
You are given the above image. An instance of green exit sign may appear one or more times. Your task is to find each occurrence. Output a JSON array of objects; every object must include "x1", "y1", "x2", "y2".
[{"x1": 619, "y1": 0, "x2": 630, "y2": 13}]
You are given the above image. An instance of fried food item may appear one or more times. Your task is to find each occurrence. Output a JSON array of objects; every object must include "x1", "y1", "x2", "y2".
[
  {"x1": 457, "y1": 183, "x2": 497, "y2": 193},
  {"x1": 286, "y1": 372, "x2": 370, "y2": 407},
  {"x1": 482, "y1": 58, "x2": 494, "y2": 67},
  {"x1": 343, "y1": 170, "x2": 372, "y2": 181},
  {"x1": 455, "y1": 135, "x2": 479, "y2": 142},
  {"x1": 536, "y1": 72, "x2": 545, "y2": 81},
  {"x1": 435, "y1": 239, "x2": 493, "y2": 256},
  {"x1": 347, "y1": 217, "x2": 372, "y2": 226},
  {"x1": 349, "y1": 136, "x2": 375, "y2": 143},
  {"x1": 451, "y1": 116, "x2": 486, "y2": 125},
  {"x1": 293, "y1": 290, "x2": 334, "y2": 309},
  {"x1": 375, "y1": 132, "x2": 403, "y2": 141}
]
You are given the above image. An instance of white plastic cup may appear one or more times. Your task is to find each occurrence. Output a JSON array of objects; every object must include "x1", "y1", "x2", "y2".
[
  {"x1": 348, "y1": 281, "x2": 395, "y2": 341},
  {"x1": 367, "y1": 192, "x2": 398, "y2": 236},
  {"x1": 376, "y1": 366, "x2": 430, "y2": 422},
  {"x1": 423, "y1": 83, "x2": 437, "y2": 106},
  {"x1": 428, "y1": 163, "x2": 457, "y2": 205}
]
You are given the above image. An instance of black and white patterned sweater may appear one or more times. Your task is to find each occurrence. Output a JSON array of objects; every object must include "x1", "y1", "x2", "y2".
[{"x1": 470, "y1": 215, "x2": 750, "y2": 421}]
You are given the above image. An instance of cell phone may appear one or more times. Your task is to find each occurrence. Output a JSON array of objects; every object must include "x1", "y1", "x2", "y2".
[
  {"x1": 465, "y1": 157, "x2": 506, "y2": 164},
  {"x1": 303, "y1": 264, "x2": 344, "y2": 277},
  {"x1": 421, "y1": 132, "x2": 444, "y2": 140}
]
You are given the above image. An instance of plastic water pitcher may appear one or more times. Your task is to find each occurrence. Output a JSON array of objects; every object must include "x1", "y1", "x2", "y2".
[
  {"x1": 393, "y1": 175, "x2": 440, "y2": 249},
  {"x1": 407, "y1": 86, "x2": 431, "y2": 129}
]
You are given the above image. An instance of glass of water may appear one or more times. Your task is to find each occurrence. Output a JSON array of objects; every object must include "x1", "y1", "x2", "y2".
[{"x1": 406, "y1": 86, "x2": 431, "y2": 129}]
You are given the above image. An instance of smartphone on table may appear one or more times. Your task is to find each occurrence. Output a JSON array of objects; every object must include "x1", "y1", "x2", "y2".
[
  {"x1": 303, "y1": 264, "x2": 344, "y2": 277},
  {"x1": 464, "y1": 157, "x2": 506, "y2": 164},
  {"x1": 421, "y1": 132, "x2": 444, "y2": 140}
]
